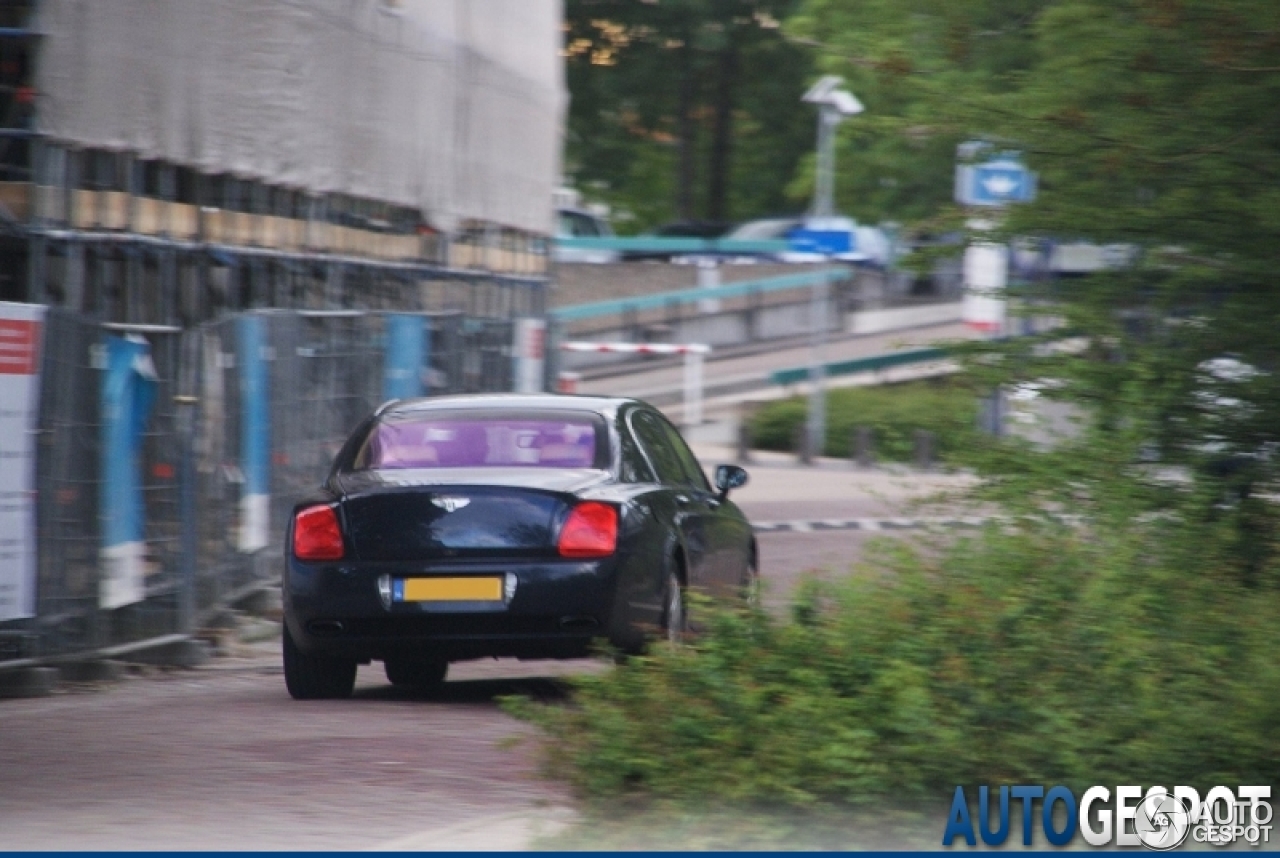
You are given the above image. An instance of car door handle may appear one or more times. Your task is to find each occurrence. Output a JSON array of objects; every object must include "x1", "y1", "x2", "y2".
[{"x1": 675, "y1": 494, "x2": 691, "y2": 507}]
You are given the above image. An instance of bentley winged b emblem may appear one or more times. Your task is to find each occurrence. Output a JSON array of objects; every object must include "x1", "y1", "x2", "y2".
[{"x1": 431, "y1": 496, "x2": 471, "y2": 513}]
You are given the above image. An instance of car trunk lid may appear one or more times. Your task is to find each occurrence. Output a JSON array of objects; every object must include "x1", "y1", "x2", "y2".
[{"x1": 336, "y1": 480, "x2": 589, "y2": 562}]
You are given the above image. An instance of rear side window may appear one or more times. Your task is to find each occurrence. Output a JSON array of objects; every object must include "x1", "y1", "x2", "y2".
[
  {"x1": 655, "y1": 415, "x2": 710, "y2": 491},
  {"x1": 618, "y1": 418, "x2": 656, "y2": 484},
  {"x1": 354, "y1": 412, "x2": 605, "y2": 470},
  {"x1": 630, "y1": 410, "x2": 706, "y2": 489}
]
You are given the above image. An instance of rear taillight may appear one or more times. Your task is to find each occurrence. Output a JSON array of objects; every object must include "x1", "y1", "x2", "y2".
[
  {"x1": 293, "y1": 504, "x2": 345, "y2": 561},
  {"x1": 558, "y1": 501, "x2": 617, "y2": 558}
]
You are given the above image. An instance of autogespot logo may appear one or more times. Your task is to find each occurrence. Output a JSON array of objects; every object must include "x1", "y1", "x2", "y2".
[
  {"x1": 1133, "y1": 791, "x2": 1192, "y2": 851},
  {"x1": 942, "y1": 785, "x2": 1272, "y2": 849}
]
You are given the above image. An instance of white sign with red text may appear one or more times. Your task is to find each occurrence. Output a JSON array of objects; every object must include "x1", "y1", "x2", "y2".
[
  {"x1": 0, "y1": 303, "x2": 45, "y2": 621},
  {"x1": 513, "y1": 318, "x2": 547, "y2": 394}
]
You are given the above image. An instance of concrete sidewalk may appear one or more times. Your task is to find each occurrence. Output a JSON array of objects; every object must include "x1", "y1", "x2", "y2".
[{"x1": 689, "y1": 432, "x2": 975, "y2": 497}]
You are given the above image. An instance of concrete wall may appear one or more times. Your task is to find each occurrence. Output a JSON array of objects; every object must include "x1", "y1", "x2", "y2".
[
  {"x1": 550, "y1": 262, "x2": 834, "y2": 308},
  {"x1": 847, "y1": 301, "x2": 964, "y2": 335},
  {"x1": 552, "y1": 262, "x2": 963, "y2": 373},
  {"x1": 557, "y1": 296, "x2": 844, "y2": 371}
]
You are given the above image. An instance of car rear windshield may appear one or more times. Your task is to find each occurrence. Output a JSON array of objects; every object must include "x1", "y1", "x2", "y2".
[{"x1": 354, "y1": 411, "x2": 607, "y2": 470}]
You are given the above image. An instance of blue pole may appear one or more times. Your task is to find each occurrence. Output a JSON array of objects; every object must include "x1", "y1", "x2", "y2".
[
  {"x1": 383, "y1": 314, "x2": 425, "y2": 401},
  {"x1": 99, "y1": 335, "x2": 157, "y2": 609},
  {"x1": 237, "y1": 316, "x2": 270, "y2": 552}
]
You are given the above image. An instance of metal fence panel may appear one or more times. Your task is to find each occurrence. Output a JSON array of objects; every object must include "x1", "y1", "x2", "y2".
[
  {"x1": 455, "y1": 316, "x2": 514, "y2": 393},
  {"x1": 268, "y1": 311, "x2": 386, "y2": 551},
  {"x1": 1, "y1": 303, "x2": 525, "y2": 669},
  {"x1": 192, "y1": 315, "x2": 251, "y2": 617},
  {"x1": 26, "y1": 309, "x2": 185, "y2": 658},
  {"x1": 31, "y1": 309, "x2": 100, "y2": 658}
]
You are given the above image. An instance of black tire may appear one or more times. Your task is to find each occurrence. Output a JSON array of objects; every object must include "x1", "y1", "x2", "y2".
[
  {"x1": 283, "y1": 624, "x2": 357, "y2": 700},
  {"x1": 384, "y1": 656, "x2": 448, "y2": 689},
  {"x1": 742, "y1": 543, "x2": 761, "y2": 607},
  {"x1": 662, "y1": 567, "x2": 687, "y2": 644}
]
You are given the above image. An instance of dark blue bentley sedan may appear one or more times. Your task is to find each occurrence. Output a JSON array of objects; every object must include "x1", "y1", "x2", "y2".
[{"x1": 283, "y1": 394, "x2": 755, "y2": 699}]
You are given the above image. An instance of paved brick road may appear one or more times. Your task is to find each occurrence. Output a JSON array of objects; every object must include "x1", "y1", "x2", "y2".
[{"x1": 0, "y1": 649, "x2": 587, "y2": 850}]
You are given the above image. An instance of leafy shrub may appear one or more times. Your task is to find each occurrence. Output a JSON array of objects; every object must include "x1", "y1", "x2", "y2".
[
  {"x1": 507, "y1": 517, "x2": 1280, "y2": 805},
  {"x1": 748, "y1": 379, "x2": 978, "y2": 462}
]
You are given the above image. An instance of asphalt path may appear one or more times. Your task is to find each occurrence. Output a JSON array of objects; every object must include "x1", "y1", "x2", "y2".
[
  {"x1": 0, "y1": 651, "x2": 586, "y2": 850},
  {"x1": 693, "y1": 446, "x2": 974, "y2": 609}
]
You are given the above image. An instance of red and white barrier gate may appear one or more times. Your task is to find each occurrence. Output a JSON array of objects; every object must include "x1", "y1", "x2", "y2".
[{"x1": 559, "y1": 341, "x2": 712, "y2": 428}]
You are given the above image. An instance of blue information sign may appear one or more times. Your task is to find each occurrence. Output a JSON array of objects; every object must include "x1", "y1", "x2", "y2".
[{"x1": 955, "y1": 157, "x2": 1037, "y2": 206}]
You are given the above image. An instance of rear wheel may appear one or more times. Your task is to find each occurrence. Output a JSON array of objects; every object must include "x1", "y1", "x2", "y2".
[
  {"x1": 283, "y1": 624, "x2": 357, "y2": 700},
  {"x1": 742, "y1": 543, "x2": 761, "y2": 607},
  {"x1": 662, "y1": 568, "x2": 686, "y2": 644},
  {"x1": 384, "y1": 656, "x2": 448, "y2": 689}
]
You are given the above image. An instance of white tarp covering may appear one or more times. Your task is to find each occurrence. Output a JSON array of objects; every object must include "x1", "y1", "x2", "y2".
[{"x1": 34, "y1": 0, "x2": 565, "y2": 236}]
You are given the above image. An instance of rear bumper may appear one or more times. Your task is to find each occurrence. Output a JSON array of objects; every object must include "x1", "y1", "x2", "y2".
[{"x1": 283, "y1": 555, "x2": 619, "y2": 662}]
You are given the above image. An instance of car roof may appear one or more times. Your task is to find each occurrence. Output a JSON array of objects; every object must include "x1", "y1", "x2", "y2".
[
  {"x1": 379, "y1": 393, "x2": 642, "y2": 420},
  {"x1": 725, "y1": 216, "x2": 803, "y2": 240},
  {"x1": 649, "y1": 220, "x2": 732, "y2": 238}
]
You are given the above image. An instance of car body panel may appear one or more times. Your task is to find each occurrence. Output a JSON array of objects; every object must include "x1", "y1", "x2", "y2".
[{"x1": 552, "y1": 208, "x2": 619, "y2": 263}]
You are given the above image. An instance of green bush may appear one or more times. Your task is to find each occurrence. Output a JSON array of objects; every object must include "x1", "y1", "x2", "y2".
[
  {"x1": 748, "y1": 379, "x2": 978, "y2": 462},
  {"x1": 507, "y1": 517, "x2": 1280, "y2": 805}
]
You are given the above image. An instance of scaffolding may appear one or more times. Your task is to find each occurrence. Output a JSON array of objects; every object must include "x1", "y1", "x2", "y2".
[
  {"x1": 0, "y1": 0, "x2": 560, "y2": 324},
  {"x1": 0, "y1": 1, "x2": 562, "y2": 675}
]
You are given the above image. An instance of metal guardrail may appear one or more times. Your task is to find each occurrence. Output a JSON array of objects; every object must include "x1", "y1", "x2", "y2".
[
  {"x1": 771, "y1": 346, "x2": 950, "y2": 386},
  {"x1": 549, "y1": 268, "x2": 850, "y2": 323},
  {"x1": 554, "y1": 236, "x2": 790, "y2": 255}
]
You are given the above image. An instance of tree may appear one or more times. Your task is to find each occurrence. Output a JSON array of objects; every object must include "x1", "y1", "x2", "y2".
[
  {"x1": 785, "y1": 0, "x2": 1048, "y2": 222},
  {"x1": 791, "y1": 0, "x2": 1280, "y2": 582},
  {"x1": 564, "y1": 0, "x2": 814, "y2": 231}
]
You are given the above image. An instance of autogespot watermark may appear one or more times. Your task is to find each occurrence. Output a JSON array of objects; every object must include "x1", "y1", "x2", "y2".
[{"x1": 942, "y1": 785, "x2": 1272, "y2": 849}]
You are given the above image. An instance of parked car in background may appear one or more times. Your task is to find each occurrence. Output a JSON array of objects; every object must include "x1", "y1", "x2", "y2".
[
  {"x1": 552, "y1": 206, "x2": 619, "y2": 264},
  {"x1": 621, "y1": 220, "x2": 733, "y2": 261},
  {"x1": 283, "y1": 393, "x2": 757, "y2": 699},
  {"x1": 668, "y1": 216, "x2": 804, "y2": 265},
  {"x1": 723, "y1": 216, "x2": 805, "y2": 244}
]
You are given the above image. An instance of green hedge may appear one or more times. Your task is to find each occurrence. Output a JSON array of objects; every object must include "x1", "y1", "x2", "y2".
[
  {"x1": 507, "y1": 518, "x2": 1280, "y2": 807},
  {"x1": 748, "y1": 380, "x2": 978, "y2": 462}
]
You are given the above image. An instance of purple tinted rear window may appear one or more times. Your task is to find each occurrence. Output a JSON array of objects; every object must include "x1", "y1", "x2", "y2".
[{"x1": 357, "y1": 415, "x2": 602, "y2": 470}]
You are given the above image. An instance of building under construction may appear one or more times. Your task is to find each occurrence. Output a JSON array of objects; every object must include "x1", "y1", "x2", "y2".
[
  {"x1": 0, "y1": 0, "x2": 565, "y2": 679},
  {"x1": 0, "y1": 0, "x2": 564, "y2": 321}
]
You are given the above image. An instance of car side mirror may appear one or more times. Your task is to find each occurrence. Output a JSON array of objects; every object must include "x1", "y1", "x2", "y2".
[{"x1": 714, "y1": 464, "x2": 749, "y2": 497}]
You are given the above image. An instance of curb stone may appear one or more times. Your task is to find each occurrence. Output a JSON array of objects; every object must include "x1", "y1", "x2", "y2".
[{"x1": 754, "y1": 515, "x2": 988, "y2": 533}]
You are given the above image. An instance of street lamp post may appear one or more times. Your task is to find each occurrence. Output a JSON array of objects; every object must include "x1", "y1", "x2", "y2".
[
  {"x1": 813, "y1": 105, "x2": 837, "y2": 217},
  {"x1": 801, "y1": 77, "x2": 863, "y2": 462}
]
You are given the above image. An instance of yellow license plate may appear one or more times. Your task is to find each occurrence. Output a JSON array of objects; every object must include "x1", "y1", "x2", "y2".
[{"x1": 397, "y1": 577, "x2": 503, "y2": 602}]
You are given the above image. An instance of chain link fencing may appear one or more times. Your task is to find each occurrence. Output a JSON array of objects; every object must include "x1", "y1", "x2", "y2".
[{"x1": 0, "y1": 306, "x2": 517, "y2": 670}]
